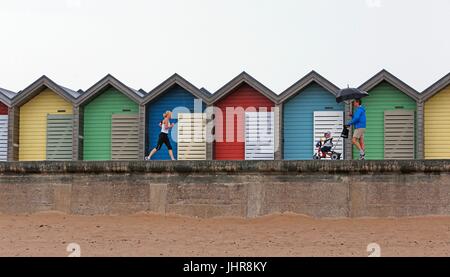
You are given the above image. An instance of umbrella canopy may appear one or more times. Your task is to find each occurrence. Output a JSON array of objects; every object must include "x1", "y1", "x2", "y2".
[{"x1": 336, "y1": 88, "x2": 369, "y2": 103}]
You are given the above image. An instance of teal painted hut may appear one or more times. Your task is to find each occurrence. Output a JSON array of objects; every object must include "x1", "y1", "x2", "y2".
[{"x1": 279, "y1": 71, "x2": 344, "y2": 160}]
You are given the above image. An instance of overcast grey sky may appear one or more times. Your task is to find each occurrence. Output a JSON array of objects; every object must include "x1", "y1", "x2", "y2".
[{"x1": 0, "y1": 0, "x2": 449, "y2": 94}]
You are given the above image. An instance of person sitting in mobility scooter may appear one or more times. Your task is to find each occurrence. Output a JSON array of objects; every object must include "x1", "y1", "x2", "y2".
[{"x1": 313, "y1": 126, "x2": 348, "y2": 160}]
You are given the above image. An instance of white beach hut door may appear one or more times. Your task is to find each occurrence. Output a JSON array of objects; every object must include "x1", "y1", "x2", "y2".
[
  {"x1": 177, "y1": 113, "x2": 206, "y2": 160},
  {"x1": 111, "y1": 114, "x2": 140, "y2": 160},
  {"x1": 46, "y1": 114, "x2": 74, "y2": 161},
  {"x1": 384, "y1": 110, "x2": 415, "y2": 160},
  {"x1": 0, "y1": 115, "x2": 8, "y2": 161},
  {"x1": 245, "y1": 112, "x2": 275, "y2": 160},
  {"x1": 313, "y1": 111, "x2": 344, "y2": 159}
]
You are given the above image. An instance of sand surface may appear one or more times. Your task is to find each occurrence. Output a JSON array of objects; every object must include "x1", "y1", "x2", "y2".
[{"x1": 1, "y1": 212, "x2": 449, "y2": 257}]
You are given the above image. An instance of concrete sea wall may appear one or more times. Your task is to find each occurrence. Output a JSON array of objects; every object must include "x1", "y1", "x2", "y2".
[{"x1": 0, "y1": 160, "x2": 449, "y2": 218}]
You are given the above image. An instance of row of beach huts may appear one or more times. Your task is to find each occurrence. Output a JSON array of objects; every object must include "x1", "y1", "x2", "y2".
[{"x1": 0, "y1": 69, "x2": 449, "y2": 161}]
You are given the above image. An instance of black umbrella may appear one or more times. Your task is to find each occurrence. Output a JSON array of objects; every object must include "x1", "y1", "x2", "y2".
[{"x1": 336, "y1": 87, "x2": 369, "y2": 103}]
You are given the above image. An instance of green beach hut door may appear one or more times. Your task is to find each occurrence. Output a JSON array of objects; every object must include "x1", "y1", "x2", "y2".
[
  {"x1": 111, "y1": 114, "x2": 140, "y2": 160},
  {"x1": 177, "y1": 113, "x2": 207, "y2": 160},
  {"x1": 0, "y1": 115, "x2": 8, "y2": 161},
  {"x1": 313, "y1": 111, "x2": 344, "y2": 159},
  {"x1": 46, "y1": 114, "x2": 74, "y2": 161},
  {"x1": 245, "y1": 112, "x2": 275, "y2": 160},
  {"x1": 384, "y1": 110, "x2": 415, "y2": 160}
]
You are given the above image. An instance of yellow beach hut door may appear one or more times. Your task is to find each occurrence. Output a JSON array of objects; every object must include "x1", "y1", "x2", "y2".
[{"x1": 177, "y1": 113, "x2": 206, "y2": 160}]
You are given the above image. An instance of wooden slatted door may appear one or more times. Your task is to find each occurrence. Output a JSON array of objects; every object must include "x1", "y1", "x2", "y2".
[
  {"x1": 313, "y1": 111, "x2": 344, "y2": 159},
  {"x1": 177, "y1": 113, "x2": 206, "y2": 160},
  {"x1": 111, "y1": 114, "x2": 139, "y2": 160},
  {"x1": 384, "y1": 110, "x2": 415, "y2": 160},
  {"x1": 0, "y1": 115, "x2": 8, "y2": 161},
  {"x1": 46, "y1": 114, "x2": 74, "y2": 161},
  {"x1": 245, "y1": 112, "x2": 275, "y2": 160}
]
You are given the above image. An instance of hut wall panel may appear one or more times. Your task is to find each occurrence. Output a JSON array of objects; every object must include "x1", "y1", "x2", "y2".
[
  {"x1": 146, "y1": 85, "x2": 205, "y2": 160},
  {"x1": 214, "y1": 83, "x2": 274, "y2": 160},
  {"x1": 19, "y1": 89, "x2": 73, "y2": 161},
  {"x1": 283, "y1": 83, "x2": 344, "y2": 160},
  {"x1": 353, "y1": 81, "x2": 416, "y2": 160},
  {"x1": 83, "y1": 88, "x2": 139, "y2": 161},
  {"x1": 424, "y1": 85, "x2": 450, "y2": 159},
  {"x1": 0, "y1": 102, "x2": 8, "y2": 115}
]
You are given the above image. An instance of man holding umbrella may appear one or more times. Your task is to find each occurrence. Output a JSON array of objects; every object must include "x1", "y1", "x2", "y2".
[
  {"x1": 347, "y1": 99, "x2": 366, "y2": 160},
  {"x1": 336, "y1": 87, "x2": 369, "y2": 160}
]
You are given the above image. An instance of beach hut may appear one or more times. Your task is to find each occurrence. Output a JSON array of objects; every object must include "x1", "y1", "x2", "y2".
[
  {"x1": 278, "y1": 71, "x2": 344, "y2": 160},
  {"x1": 141, "y1": 74, "x2": 211, "y2": 160},
  {"x1": 356, "y1": 70, "x2": 420, "y2": 160},
  {"x1": 421, "y1": 73, "x2": 450, "y2": 159},
  {"x1": 210, "y1": 72, "x2": 278, "y2": 160},
  {"x1": 0, "y1": 87, "x2": 15, "y2": 161},
  {"x1": 75, "y1": 75, "x2": 144, "y2": 161},
  {"x1": 10, "y1": 76, "x2": 80, "y2": 161}
]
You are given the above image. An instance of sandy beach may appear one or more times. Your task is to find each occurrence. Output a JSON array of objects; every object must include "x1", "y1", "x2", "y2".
[{"x1": 1, "y1": 212, "x2": 449, "y2": 257}]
